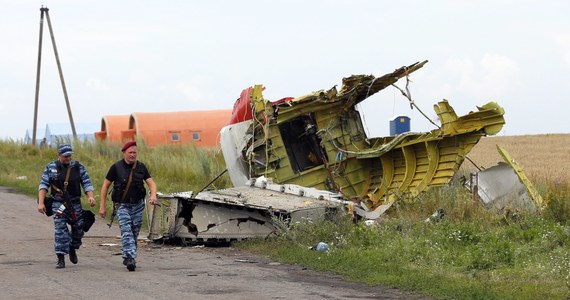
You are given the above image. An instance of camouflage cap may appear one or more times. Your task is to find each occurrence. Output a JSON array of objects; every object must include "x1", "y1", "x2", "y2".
[{"x1": 57, "y1": 144, "x2": 74, "y2": 157}]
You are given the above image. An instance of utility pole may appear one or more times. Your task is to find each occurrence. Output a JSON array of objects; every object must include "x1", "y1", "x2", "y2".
[{"x1": 32, "y1": 6, "x2": 77, "y2": 145}]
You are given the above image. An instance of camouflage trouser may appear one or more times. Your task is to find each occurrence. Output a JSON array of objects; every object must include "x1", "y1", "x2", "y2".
[
  {"x1": 52, "y1": 200, "x2": 84, "y2": 255},
  {"x1": 117, "y1": 201, "x2": 145, "y2": 260}
]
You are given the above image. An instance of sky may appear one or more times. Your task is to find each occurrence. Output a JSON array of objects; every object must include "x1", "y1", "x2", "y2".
[{"x1": 1, "y1": 0, "x2": 569, "y2": 140}]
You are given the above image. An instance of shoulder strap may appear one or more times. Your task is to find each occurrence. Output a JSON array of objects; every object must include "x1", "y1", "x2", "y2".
[
  {"x1": 63, "y1": 165, "x2": 72, "y2": 193},
  {"x1": 120, "y1": 160, "x2": 137, "y2": 202},
  {"x1": 50, "y1": 163, "x2": 72, "y2": 194},
  {"x1": 62, "y1": 165, "x2": 77, "y2": 222}
]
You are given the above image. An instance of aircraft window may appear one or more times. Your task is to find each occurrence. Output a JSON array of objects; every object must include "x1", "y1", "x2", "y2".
[{"x1": 278, "y1": 115, "x2": 325, "y2": 173}]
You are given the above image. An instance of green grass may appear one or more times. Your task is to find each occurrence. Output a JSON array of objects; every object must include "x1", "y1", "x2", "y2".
[
  {"x1": 0, "y1": 139, "x2": 230, "y2": 220},
  {"x1": 2, "y1": 140, "x2": 570, "y2": 299},
  {"x1": 237, "y1": 186, "x2": 570, "y2": 299}
]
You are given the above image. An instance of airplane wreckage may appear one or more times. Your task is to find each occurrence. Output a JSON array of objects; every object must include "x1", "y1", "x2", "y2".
[{"x1": 148, "y1": 60, "x2": 541, "y2": 244}]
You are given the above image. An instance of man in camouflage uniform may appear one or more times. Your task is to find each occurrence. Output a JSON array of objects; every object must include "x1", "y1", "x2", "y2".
[
  {"x1": 99, "y1": 141, "x2": 158, "y2": 272},
  {"x1": 37, "y1": 144, "x2": 96, "y2": 269}
]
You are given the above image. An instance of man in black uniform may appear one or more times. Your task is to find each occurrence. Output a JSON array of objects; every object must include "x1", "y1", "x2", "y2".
[{"x1": 99, "y1": 141, "x2": 158, "y2": 271}]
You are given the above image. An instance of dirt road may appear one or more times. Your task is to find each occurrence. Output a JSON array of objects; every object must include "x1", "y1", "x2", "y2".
[{"x1": 0, "y1": 186, "x2": 430, "y2": 299}]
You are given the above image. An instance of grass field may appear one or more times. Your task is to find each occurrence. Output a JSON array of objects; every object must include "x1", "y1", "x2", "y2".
[
  {"x1": 239, "y1": 133, "x2": 570, "y2": 299},
  {"x1": 461, "y1": 133, "x2": 570, "y2": 186},
  {"x1": 1, "y1": 135, "x2": 569, "y2": 299}
]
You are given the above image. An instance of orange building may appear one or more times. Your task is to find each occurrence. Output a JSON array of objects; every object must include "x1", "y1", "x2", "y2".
[
  {"x1": 95, "y1": 110, "x2": 232, "y2": 147},
  {"x1": 94, "y1": 115, "x2": 130, "y2": 143}
]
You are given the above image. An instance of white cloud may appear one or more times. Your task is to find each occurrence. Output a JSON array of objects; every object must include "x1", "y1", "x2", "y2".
[
  {"x1": 127, "y1": 71, "x2": 154, "y2": 85},
  {"x1": 442, "y1": 55, "x2": 518, "y2": 99},
  {"x1": 175, "y1": 81, "x2": 215, "y2": 105},
  {"x1": 480, "y1": 54, "x2": 519, "y2": 93},
  {"x1": 1, "y1": 1, "x2": 569, "y2": 139},
  {"x1": 86, "y1": 78, "x2": 109, "y2": 91},
  {"x1": 555, "y1": 33, "x2": 570, "y2": 67}
]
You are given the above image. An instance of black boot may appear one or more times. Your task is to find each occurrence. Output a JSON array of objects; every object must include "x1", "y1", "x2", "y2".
[
  {"x1": 125, "y1": 258, "x2": 136, "y2": 272},
  {"x1": 56, "y1": 254, "x2": 65, "y2": 269},
  {"x1": 69, "y1": 248, "x2": 78, "y2": 264}
]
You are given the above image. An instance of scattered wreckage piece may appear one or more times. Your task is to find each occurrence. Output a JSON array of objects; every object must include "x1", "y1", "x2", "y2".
[
  {"x1": 466, "y1": 146, "x2": 544, "y2": 213},
  {"x1": 148, "y1": 177, "x2": 347, "y2": 244},
  {"x1": 496, "y1": 145, "x2": 544, "y2": 208},
  {"x1": 221, "y1": 60, "x2": 506, "y2": 215}
]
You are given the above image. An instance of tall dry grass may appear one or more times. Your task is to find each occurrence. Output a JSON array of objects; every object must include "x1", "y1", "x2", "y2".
[{"x1": 460, "y1": 134, "x2": 570, "y2": 186}]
